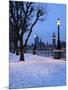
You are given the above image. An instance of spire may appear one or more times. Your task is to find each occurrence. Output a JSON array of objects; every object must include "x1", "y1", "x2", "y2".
[{"x1": 52, "y1": 33, "x2": 56, "y2": 39}]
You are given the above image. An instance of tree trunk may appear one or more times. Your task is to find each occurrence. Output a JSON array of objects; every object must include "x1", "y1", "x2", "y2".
[
  {"x1": 19, "y1": 37, "x2": 24, "y2": 61},
  {"x1": 12, "y1": 42, "x2": 15, "y2": 53},
  {"x1": 15, "y1": 41, "x2": 19, "y2": 55}
]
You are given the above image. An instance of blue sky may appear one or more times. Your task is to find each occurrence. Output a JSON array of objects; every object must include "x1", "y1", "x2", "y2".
[{"x1": 24, "y1": 3, "x2": 66, "y2": 45}]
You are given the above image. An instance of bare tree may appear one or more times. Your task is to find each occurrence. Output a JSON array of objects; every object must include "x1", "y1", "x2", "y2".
[{"x1": 9, "y1": 1, "x2": 47, "y2": 61}]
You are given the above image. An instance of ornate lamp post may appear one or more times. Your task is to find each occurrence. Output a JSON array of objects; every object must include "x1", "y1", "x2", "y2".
[
  {"x1": 53, "y1": 18, "x2": 62, "y2": 59},
  {"x1": 33, "y1": 34, "x2": 36, "y2": 54},
  {"x1": 56, "y1": 18, "x2": 61, "y2": 49}
]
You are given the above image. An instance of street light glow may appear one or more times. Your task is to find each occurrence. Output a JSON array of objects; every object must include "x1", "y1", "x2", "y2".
[
  {"x1": 56, "y1": 18, "x2": 61, "y2": 26},
  {"x1": 34, "y1": 34, "x2": 36, "y2": 38}
]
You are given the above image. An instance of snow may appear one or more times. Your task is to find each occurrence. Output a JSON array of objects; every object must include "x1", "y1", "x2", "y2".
[{"x1": 9, "y1": 52, "x2": 66, "y2": 89}]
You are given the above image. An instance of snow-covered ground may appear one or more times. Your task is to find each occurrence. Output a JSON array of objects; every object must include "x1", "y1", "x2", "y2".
[{"x1": 9, "y1": 52, "x2": 66, "y2": 89}]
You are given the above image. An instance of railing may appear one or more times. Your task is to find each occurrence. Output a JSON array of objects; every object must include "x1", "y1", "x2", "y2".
[{"x1": 26, "y1": 49, "x2": 66, "y2": 59}]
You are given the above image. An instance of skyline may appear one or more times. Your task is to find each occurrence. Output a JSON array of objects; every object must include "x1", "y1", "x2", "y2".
[{"x1": 24, "y1": 3, "x2": 66, "y2": 45}]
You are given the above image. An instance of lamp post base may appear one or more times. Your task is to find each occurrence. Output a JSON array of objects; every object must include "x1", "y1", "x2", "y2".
[
  {"x1": 33, "y1": 50, "x2": 36, "y2": 55},
  {"x1": 53, "y1": 50, "x2": 64, "y2": 59}
]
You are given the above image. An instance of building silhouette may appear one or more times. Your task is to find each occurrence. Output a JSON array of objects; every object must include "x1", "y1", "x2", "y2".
[{"x1": 52, "y1": 33, "x2": 56, "y2": 48}]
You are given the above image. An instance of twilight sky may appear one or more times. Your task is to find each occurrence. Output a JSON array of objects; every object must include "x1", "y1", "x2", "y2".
[{"x1": 24, "y1": 3, "x2": 66, "y2": 45}]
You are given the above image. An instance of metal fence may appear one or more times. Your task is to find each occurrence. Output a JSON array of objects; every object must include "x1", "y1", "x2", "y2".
[{"x1": 26, "y1": 49, "x2": 66, "y2": 59}]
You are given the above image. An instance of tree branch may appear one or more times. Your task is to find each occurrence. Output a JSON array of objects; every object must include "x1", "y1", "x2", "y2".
[
  {"x1": 9, "y1": 1, "x2": 16, "y2": 23},
  {"x1": 24, "y1": 14, "x2": 38, "y2": 47},
  {"x1": 24, "y1": 9, "x2": 45, "y2": 47}
]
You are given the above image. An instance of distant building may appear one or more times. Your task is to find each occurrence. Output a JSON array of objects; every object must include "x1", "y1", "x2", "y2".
[
  {"x1": 35, "y1": 36, "x2": 39, "y2": 48},
  {"x1": 39, "y1": 38, "x2": 45, "y2": 50},
  {"x1": 52, "y1": 33, "x2": 56, "y2": 48},
  {"x1": 34, "y1": 35, "x2": 45, "y2": 50}
]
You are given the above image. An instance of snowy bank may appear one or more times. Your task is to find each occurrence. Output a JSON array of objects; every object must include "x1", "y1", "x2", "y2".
[{"x1": 9, "y1": 53, "x2": 66, "y2": 89}]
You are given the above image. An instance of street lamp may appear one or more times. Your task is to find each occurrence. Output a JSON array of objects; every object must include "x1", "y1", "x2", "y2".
[
  {"x1": 53, "y1": 18, "x2": 62, "y2": 59},
  {"x1": 33, "y1": 34, "x2": 36, "y2": 54},
  {"x1": 56, "y1": 18, "x2": 61, "y2": 49}
]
